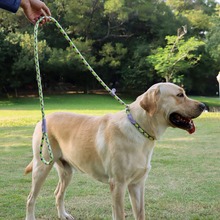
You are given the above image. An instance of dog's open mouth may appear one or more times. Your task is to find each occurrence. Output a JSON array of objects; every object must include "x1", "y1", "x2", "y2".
[{"x1": 169, "y1": 113, "x2": 195, "y2": 134}]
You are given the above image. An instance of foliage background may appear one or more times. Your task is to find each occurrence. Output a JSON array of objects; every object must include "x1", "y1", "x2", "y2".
[{"x1": 1, "y1": 0, "x2": 220, "y2": 96}]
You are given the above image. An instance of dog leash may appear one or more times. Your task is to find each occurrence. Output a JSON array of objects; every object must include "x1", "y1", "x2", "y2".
[{"x1": 34, "y1": 16, "x2": 155, "y2": 165}]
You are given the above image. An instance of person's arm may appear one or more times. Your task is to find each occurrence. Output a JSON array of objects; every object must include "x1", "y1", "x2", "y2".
[{"x1": 0, "y1": 0, "x2": 21, "y2": 13}]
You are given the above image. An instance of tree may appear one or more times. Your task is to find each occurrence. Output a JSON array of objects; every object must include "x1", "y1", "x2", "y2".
[
  {"x1": 205, "y1": 15, "x2": 220, "y2": 66},
  {"x1": 8, "y1": 32, "x2": 50, "y2": 96},
  {"x1": 183, "y1": 10, "x2": 211, "y2": 32},
  {"x1": 0, "y1": 27, "x2": 17, "y2": 96},
  {"x1": 147, "y1": 27, "x2": 205, "y2": 83},
  {"x1": 0, "y1": 0, "x2": 218, "y2": 96},
  {"x1": 166, "y1": 0, "x2": 215, "y2": 37}
]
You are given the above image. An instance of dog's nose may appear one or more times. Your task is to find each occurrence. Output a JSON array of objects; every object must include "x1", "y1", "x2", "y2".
[{"x1": 199, "y1": 103, "x2": 206, "y2": 112}]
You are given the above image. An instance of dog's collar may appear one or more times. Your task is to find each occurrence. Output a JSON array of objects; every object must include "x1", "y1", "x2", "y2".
[{"x1": 126, "y1": 105, "x2": 155, "y2": 141}]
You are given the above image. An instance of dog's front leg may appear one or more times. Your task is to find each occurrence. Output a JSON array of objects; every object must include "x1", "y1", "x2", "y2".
[
  {"x1": 128, "y1": 180, "x2": 145, "y2": 220},
  {"x1": 110, "y1": 180, "x2": 126, "y2": 220}
]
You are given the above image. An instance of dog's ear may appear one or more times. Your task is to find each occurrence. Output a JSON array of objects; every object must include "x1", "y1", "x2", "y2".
[{"x1": 140, "y1": 86, "x2": 160, "y2": 116}]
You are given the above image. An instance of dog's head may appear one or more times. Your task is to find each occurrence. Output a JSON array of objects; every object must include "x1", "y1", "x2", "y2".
[{"x1": 140, "y1": 83, "x2": 205, "y2": 134}]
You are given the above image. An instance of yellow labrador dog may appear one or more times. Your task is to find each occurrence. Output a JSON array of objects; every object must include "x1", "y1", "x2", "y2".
[{"x1": 25, "y1": 83, "x2": 205, "y2": 220}]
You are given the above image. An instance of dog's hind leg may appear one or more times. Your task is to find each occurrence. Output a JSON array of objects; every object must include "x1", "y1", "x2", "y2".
[
  {"x1": 26, "y1": 160, "x2": 53, "y2": 220},
  {"x1": 54, "y1": 159, "x2": 74, "y2": 220},
  {"x1": 26, "y1": 123, "x2": 55, "y2": 220}
]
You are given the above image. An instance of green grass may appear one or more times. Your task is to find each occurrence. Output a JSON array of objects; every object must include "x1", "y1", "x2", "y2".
[
  {"x1": 0, "y1": 94, "x2": 220, "y2": 220},
  {"x1": 0, "y1": 94, "x2": 132, "y2": 127},
  {"x1": 190, "y1": 96, "x2": 220, "y2": 108}
]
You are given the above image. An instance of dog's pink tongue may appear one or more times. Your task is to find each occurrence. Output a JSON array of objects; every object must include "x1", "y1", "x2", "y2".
[{"x1": 187, "y1": 120, "x2": 195, "y2": 134}]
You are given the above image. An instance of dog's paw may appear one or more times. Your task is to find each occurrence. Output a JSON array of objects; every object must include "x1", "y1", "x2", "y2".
[{"x1": 59, "y1": 212, "x2": 74, "y2": 220}]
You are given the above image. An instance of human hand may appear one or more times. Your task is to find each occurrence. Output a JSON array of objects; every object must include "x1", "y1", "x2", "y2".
[{"x1": 20, "y1": 0, "x2": 51, "y2": 24}]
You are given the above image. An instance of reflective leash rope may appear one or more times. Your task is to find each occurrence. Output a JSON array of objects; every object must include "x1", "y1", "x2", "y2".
[
  {"x1": 34, "y1": 16, "x2": 154, "y2": 165},
  {"x1": 34, "y1": 19, "x2": 53, "y2": 165}
]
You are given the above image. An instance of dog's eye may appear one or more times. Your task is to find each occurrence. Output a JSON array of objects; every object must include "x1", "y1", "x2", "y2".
[{"x1": 177, "y1": 93, "x2": 184, "y2": 98}]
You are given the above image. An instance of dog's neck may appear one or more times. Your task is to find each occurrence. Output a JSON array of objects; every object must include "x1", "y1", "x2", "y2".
[
  {"x1": 126, "y1": 105, "x2": 155, "y2": 141},
  {"x1": 129, "y1": 103, "x2": 169, "y2": 140}
]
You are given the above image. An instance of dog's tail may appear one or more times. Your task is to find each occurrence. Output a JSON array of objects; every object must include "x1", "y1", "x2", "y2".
[{"x1": 24, "y1": 160, "x2": 33, "y2": 175}]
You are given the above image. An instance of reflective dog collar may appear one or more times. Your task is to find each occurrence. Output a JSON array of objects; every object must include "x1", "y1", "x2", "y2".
[{"x1": 126, "y1": 106, "x2": 155, "y2": 141}]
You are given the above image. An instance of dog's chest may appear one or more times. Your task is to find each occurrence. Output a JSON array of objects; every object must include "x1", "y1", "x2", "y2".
[
  {"x1": 127, "y1": 150, "x2": 153, "y2": 184},
  {"x1": 111, "y1": 142, "x2": 155, "y2": 183}
]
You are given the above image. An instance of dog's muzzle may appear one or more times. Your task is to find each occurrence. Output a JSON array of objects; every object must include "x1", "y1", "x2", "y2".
[{"x1": 169, "y1": 102, "x2": 205, "y2": 134}]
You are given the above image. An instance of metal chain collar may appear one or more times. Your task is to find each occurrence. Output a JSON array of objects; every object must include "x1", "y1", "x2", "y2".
[{"x1": 34, "y1": 16, "x2": 154, "y2": 165}]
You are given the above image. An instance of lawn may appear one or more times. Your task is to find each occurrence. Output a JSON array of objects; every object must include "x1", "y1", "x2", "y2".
[
  {"x1": 0, "y1": 94, "x2": 219, "y2": 220},
  {"x1": 190, "y1": 96, "x2": 220, "y2": 111}
]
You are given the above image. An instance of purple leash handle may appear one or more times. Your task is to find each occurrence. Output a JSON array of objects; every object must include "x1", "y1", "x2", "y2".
[{"x1": 42, "y1": 118, "x2": 47, "y2": 133}]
